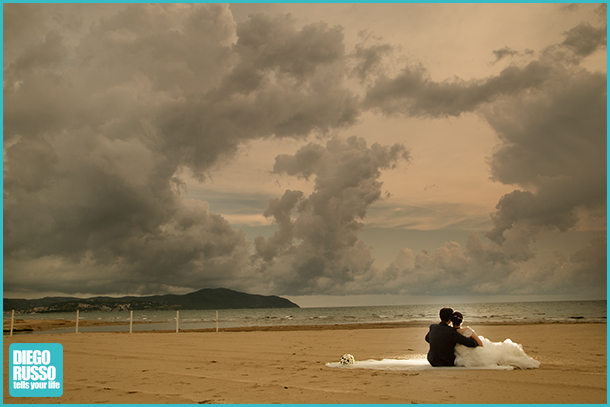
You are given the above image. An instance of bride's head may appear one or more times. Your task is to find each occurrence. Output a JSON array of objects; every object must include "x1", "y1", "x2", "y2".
[{"x1": 451, "y1": 311, "x2": 463, "y2": 328}]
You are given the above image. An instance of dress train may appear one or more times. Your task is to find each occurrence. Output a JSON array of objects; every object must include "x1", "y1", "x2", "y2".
[{"x1": 455, "y1": 336, "x2": 540, "y2": 369}]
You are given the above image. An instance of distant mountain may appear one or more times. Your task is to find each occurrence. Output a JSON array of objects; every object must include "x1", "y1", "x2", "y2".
[{"x1": 4, "y1": 288, "x2": 299, "y2": 313}]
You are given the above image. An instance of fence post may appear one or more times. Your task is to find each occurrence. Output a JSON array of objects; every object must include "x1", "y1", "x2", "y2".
[
  {"x1": 129, "y1": 310, "x2": 133, "y2": 334},
  {"x1": 176, "y1": 310, "x2": 179, "y2": 333},
  {"x1": 75, "y1": 310, "x2": 79, "y2": 334},
  {"x1": 10, "y1": 310, "x2": 14, "y2": 337},
  {"x1": 216, "y1": 310, "x2": 219, "y2": 333}
]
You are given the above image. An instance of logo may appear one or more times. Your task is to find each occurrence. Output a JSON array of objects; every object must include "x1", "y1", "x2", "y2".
[{"x1": 9, "y1": 343, "x2": 63, "y2": 397}]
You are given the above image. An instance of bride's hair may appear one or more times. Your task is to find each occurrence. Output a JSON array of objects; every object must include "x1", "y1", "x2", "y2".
[{"x1": 451, "y1": 311, "x2": 463, "y2": 327}]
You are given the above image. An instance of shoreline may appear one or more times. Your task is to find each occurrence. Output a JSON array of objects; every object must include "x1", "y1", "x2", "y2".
[
  {"x1": 3, "y1": 318, "x2": 158, "y2": 333},
  {"x1": 3, "y1": 317, "x2": 605, "y2": 335}
]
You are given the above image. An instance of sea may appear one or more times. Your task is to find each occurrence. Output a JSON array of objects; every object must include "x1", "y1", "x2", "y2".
[{"x1": 5, "y1": 299, "x2": 606, "y2": 335}]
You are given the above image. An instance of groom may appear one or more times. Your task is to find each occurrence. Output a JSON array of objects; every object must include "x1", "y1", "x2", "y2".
[{"x1": 425, "y1": 307, "x2": 478, "y2": 367}]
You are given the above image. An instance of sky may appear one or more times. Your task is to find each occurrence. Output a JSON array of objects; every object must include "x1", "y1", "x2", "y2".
[{"x1": 3, "y1": 3, "x2": 607, "y2": 307}]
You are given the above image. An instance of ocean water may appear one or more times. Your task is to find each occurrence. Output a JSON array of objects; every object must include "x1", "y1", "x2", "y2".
[{"x1": 6, "y1": 300, "x2": 606, "y2": 334}]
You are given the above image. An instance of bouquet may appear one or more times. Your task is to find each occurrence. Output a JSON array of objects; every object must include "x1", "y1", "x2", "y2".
[{"x1": 340, "y1": 353, "x2": 355, "y2": 365}]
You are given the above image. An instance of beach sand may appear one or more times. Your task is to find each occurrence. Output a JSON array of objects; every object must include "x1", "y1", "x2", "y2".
[{"x1": 3, "y1": 322, "x2": 606, "y2": 404}]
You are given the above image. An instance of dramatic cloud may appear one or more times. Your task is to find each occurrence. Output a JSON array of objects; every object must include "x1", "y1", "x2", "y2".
[
  {"x1": 3, "y1": 4, "x2": 359, "y2": 296},
  {"x1": 478, "y1": 24, "x2": 606, "y2": 273},
  {"x1": 484, "y1": 67, "x2": 606, "y2": 246},
  {"x1": 375, "y1": 232, "x2": 606, "y2": 298},
  {"x1": 350, "y1": 32, "x2": 395, "y2": 83},
  {"x1": 362, "y1": 60, "x2": 551, "y2": 118},
  {"x1": 492, "y1": 46, "x2": 520, "y2": 62},
  {"x1": 362, "y1": 10, "x2": 606, "y2": 297},
  {"x1": 561, "y1": 22, "x2": 607, "y2": 57},
  {"x1": 252, "y1": 136, "x2": 409, "y2": 294},
  {"x1": 3, "y1": 4, "x2": 605, "y2": 301}
]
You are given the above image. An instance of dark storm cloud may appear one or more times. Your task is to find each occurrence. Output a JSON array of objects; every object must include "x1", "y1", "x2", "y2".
[
  {"x1": 360, "y1": 15, "x2": 606, "y2": 297},
  {"x1": 492, "y1": 46, "x2": 519, "y2": 62},
  {"x1": 3, "y1": 4, "x2": 360, "y2": 296},
  {"x1": 3, "y1": 4, "x2": 48, "y2": 63},
  {"x1": 561, "y1": 22, "x2": 607, "y2": 57},
  {"x1": 254, "y1": 190, "x2": 304, "y2": 262},
  {"x1": 252, "y1": 136, "x2": 409, "y2": 295},
  {"x1": 479, "y1": 11, "x2": 606, "y2": 265},
  {"x1": 233, "y1": 13, "x2": 345, "y2": 81},
  {"x1": 362, "y1": 61, "x2": 550, "y2": 118},
  {"x1": 159, "y1": 11, "x2": 359, "y2": 179},
  {"x1": 4, "y1": 4, "x2": 606, "y2": 299},
  {"x1": 484, "y1": 67, "x2": 606, "y2": 248},
  {"x1": 350, "y1": 32, "x2": 395, "y2": 83},
  {"x1": 375, "y1": 232, "x2": 606, "y2": 297}
]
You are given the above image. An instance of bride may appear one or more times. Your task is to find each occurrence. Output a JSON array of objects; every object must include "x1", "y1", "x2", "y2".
[{"x1": 451, "y1": 311, "x2": 540, "y2": 369}]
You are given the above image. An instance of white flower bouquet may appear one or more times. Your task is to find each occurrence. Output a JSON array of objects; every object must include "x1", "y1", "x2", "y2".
[{"x1": 340, "y1": 353, "x2": 355, "y2": 365}]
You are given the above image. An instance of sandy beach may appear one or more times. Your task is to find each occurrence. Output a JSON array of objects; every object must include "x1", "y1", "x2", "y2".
[{"x1": 3, "y1": 321, "x2": 606, "y2": 404}]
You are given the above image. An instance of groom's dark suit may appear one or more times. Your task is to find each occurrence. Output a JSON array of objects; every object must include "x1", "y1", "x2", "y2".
[{"x1": 425, "y1": 322, "x2": 478, "y2": 366}]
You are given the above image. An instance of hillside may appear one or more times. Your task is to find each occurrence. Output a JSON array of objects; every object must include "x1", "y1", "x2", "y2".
[{"x1": 4, "y1": 288, "x2": 299, "y2": 313}]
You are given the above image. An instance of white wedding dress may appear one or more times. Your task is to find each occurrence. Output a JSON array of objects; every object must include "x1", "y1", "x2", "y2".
[
  {"x1": 454, "y1": 327, "x2": 540, "y2": 369},
  {"x1": 326, "y1": 327, "x2": 540, "y2": 371}
]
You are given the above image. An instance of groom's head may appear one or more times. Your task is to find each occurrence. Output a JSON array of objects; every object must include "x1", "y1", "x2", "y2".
[{"x1": 439, "y1": 307, "x2": 454, "y2": 322}]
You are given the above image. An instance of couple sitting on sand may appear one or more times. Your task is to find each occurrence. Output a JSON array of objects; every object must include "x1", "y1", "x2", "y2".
[{"x1": 425, "y1": 307, "x2": 540, "y2": 369}]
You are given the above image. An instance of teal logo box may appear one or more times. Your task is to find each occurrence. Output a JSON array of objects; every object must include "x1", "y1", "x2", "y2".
[{"x1": 9, "y1": 343, "x2": 63, "y2": 397}]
